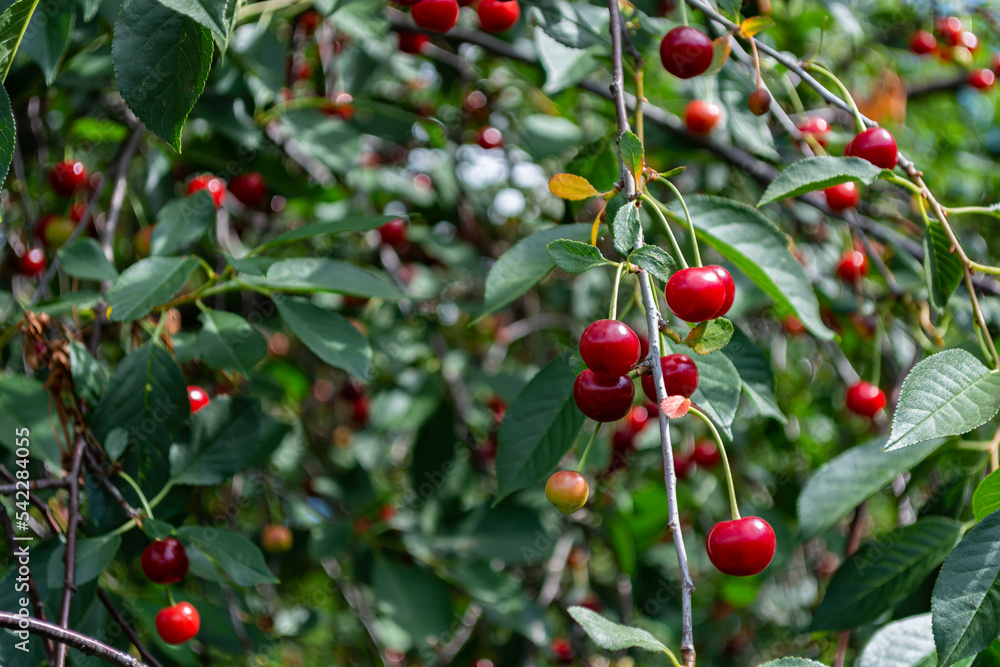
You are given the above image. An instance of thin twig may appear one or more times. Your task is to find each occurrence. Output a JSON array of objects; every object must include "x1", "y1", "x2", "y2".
[
  {"x1": 0, "y1": 611, "x2": 147, "y2": 667},
  {"x1": 97, "y1": 589, "x2": 165, "y2": 667},
  {"x1": 0, "y1": 502, "x2": 55, "y2": 661},
  {"x1": 0, "y1": 477, "x2": 69, "y2": 495},
  {"x1": 54, "y1": 437, "x2": 86, "y2": 667},
  {"x1": 0, "y1": 466, "x2": 63, "y2": 535}
]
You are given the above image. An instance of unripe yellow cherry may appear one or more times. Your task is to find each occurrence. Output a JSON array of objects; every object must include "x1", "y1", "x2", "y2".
[{"x1": 545, "y1": 471, "x2": 590, "y2": 514}]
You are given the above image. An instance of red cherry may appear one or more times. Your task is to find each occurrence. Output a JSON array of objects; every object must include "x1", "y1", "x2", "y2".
[
  {"x1": 155, "y1": 602, "x2": 200, "y2": 645},
  {"x1": 845, "y1": 380, "x2": 886, "y2": 418},
  {"x1": 673, "y1": 449, "x2": 695, "y2": 479},
  {"x1": 187, "y1": 386, "x2": 210, "y2": 413},
  {"x1": 19, "y1": 248, "x2": 46, "y2": 276},
  {"x1": 836, "y1": 250, "x2": 869, "y2": 282},
  {"x1": 551, "y1": 638, "x2": 574, "y2": 664},
  {"x1": 909, "y1": 29, "x2": 937, "y2": 54},
  {"x1": 573, "y1": 370, "x2": 634, "y2": 422},
  {"x1": 228, "y1": 173, "x2": 268, "y2": 208},
  {"x1": 378, "y1": 218, "x2": 408, "y2": 246},
  {"x1": 660, "y1": 26, "x2": 714, "y2": 79},
  {"x1": 824, "y1": 181, "x2": 860, "y2": 211},
  {"x1": 477, "y1": 0, "x2": 519, "y2": 32},
  {"x1": 641, "y1": 354, "x2": 699, "y2": 402},
  {"x1": 797, "y1": 116, "x2": 831, "y2": 147},
  {"x1": 545, "y1": 470, "x2": 589, "y2": 514},
  {"x1": 477, "y1": 126, "x2": 503, "y2": 149},
  {"x1": 845, "y1": 127, "x2": 898, "y2": 170},
  {"x1": 297, "y1": 10, "x2": 322, "y2": 33},
  {"x1": 625, "y1": 405, "x2": 650, "y2": 433},
  {"x1": 291, "y1": 59, "x2": 313, "y2": 81},
  {"x1": 991, "y1": 51, "x2": 1000, "y2": 74},
  {"x1": 706, "y1": 265, "x2": 735, "y2": 318},
  {"x1": 412, "y1": 0, "x2": 460, "y2": 33},
  {"x1": 141, "y1": 538, "x2": 189, "y2": 584},
  {"x1": 186, "y1": 175, "x2": 226, "y2": 208},
  {"x1": 747, "y1": 88, "x2": 771, "y2": 116},
  {"x1": 665, "y1": 266, "x2": 728, "y2": 322},
  {"x1": 958, "y1": 30, "x2": 979, "y2": 53},
  {"x1": 691, "y1": 439, "x2": 720, "y2": 468},
  {"x1": 936, "y1": 17, "x2": 963, "y2": 45},
  {"x1": 49, "y1": 160, "x2": 88, "y2": 197},
  {"x1": 684, "y1": 99, "x2": 722, "y2": 135},
  {"x1": 579, "y1": 319, "x2": 641, "y2": 377},
  {"x1": 397, "y1": 31, "x2": 430, "y2": 54},
  {"x1": 969, "y1": 68, "x2": 996, "y2": 90},
  {"x1": 707, "y1": 517, "x2": 776, "y2": 576},
  {"x1": 352, "y1": 395, "x2": 370, "y2": 423},
  {"x1": 325, "y1": 92, "x2": 355, "y2": 120}
]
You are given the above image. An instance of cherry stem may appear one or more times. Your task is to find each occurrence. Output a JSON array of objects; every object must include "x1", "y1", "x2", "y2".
[
  {"x1": 661, "y1": 181, "x2": 701, "y2": 267},
  {"x1": 870, "y1": 317, "x2": 884, "y2": 386},
  {"x1": 688, "y1": 406, "x2": 740, "y2": 520},
  {"x1": 805, "y1": 62, "x2": 867, "y2": 132},
  {"x1": 639, "y1": 192, "x2": 689, "y2": 269},
  {"x1": 946, "y1": 205, "x2": 1000, "y2": 220},
  {"x1": 576, "y1": 423, "x2": 603, "y2": 472},
  {"x1": 610, "y1": 262, "x2": 626, "y2": 320},
  {"x1": 680, "y1": 0, "x2": 688, "y2": 26},
  {"x1": 748, "y1": 37, "x2": 762, "y2": 87},
  {"x1": 166, "y1": 587, "x2": 176, "y2": 607},
  {"x1": 117, "y1": 471, "x2": 155, "y2": 521}
]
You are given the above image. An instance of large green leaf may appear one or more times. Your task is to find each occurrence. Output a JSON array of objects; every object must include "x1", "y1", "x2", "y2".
[
  {"x1": 667, "y1": 196, "x2": 832, "y2": 340},
  {"x1": 176, "y1": 526, "x2": 279, "y2": 586},
  {"x1": 170, "y1": 396, "x2": 261, "y2": 485},
  {"x1": 277, "y1": 110, "x2": 362, "y2": 174},
  {"x1": 112, "y1": 0, "x2": 213, "y2": 151},
  {"x1": 47, "y1": 533, "x2": 121, "y2": 587},
  {"x1": 57, "y1": 238, "x2": 118, "y2": 282},
  {"x1": 247, "y1": 258, "x2": 403, "y2": 300},
  {"x1": 197, "y1": 309, "x2": 266, "y2": 376},
  {"x1": 721, "y1": 326, "x2": 785, "y2": 423},
  {"x1": 628, "y1": 244, "x2": 675, "y2": 282},
  {"x1": 0, "y1": 375, "x2": 60, "y2": 465},
  {"x1": 0, "y1": 0, "x2": 37, "y2": 79},
  {"x1": 479, "y1": 223, "x2": 592, "y2": 319},
  {"x1": 372, "y1": 559, "x2": 454, "y2": 650},
  {"x1": 68, "y1": 340, "x2": 107, "y2": 405},
  {"x1": 254, "y1": 215, "x2": 399, "y2": 253},
  {"x1": 886, "y1": 349, "x2": 1000, "y2": 452},
  {"x1": 409, "y1": 401, "x2": 458, "y2": 502},
  {"x1": 150, "y1": 191, "x2": 216, "y2": 256},
  {"x1": 757, "y1": 156, "x2": 884, "y2": 206},
  {"x1": 568, "y1": 606, "x2": 671, "y2": 654},
  {"x1": 973, "y1": 470, "x2": 1000, "y2": 522},
  {"x1": 0, "y1": 84, "x2": 14, "y2": 192},
  {"x1": 811, "y1": 517, "x2": 963, "y2": 630},
  {"x1": 275, "y1": 296, "x2": 371, "y2": 380},
  {"x1": 105, "y1": 256, "x2": 199, "y2": 321},
  {"x1": 534, "y1": 28, "x2": 598, "y2": 95},
  {"x1": 664, "y1": 338, "x2": 741, "y2": 439},
  {"x1": 547, "y1": 239, "x2": 613, "y2": 274},
  {"x1": 797, "y1": 437, "x2": 943, "y2": 540},
  {"x1": 859, "y1": 616, "x2": 937, "y2": 667},
  {"x1": 154, "y1": 0, "x2": 230, "y2": 42},
  {"x1": 757, "y1": 660, "x2": 828, "y2": 667},
  {"x1": 20, "y1": 0, "x2": 73, "y2": 86},
  {"x1": 924, "y1": 217, "x2": 963, "y2": 311},
  {"x1": 607, "y1": 192, "x2": 639, "y2": 256},
  {"x1": 495, "y1": 354, "x2": 587, "y2": 503}
]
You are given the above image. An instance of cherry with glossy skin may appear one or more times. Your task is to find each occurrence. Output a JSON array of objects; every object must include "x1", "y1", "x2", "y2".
[
  {"x1": 692, "y1": 439, "x2": 720, "y2": 468},
  {"x1": 19, "y1": 247, "x2": 46, "y2": 276},
  {"x1": 477, "y1": 126, "x2": 503, "y2": 149},
  {"x1": 707, "y1": 516, "x2": 776, "y2": 576},
  {"x1": 910, "y1": 29, "x2": 937, "y2": 54},
  {"x1": 845, "y1": 380, "x2": 886, "y2": 418},
  {"x1": 969, "y1": 68, "x2": 996, "y2": 90},
  {"x1": 49, "y1": 160, "x2": 88, "y2": 197},
  {"x1": 187, "y1": 386, "x2": 210, "y2": 413},
  {"x1": 397, "y1": 30, "x2": 430, "y2": 54},
  {"x1": 958, "y1": 30, "x2": 979, "y2": 53},
  {"x1": 545, "y1": 470, "x2": 589, "y2": 514},
  {"x1": 845, "y1": 127, "x2": 898, "y2": 170},
  {"x1": 797, "y1": 116, "x2": 831, "y2": 147},
  {"x1": 837, "y1": 250, "x2": 869, "y2": 282},
  {"x1": 665, "y1": 266, "x2": 728, "y2": 322},
  {"x1": 573, "y1": 370, "x2": 634, "y2": 422},
  {"x1": 229, "y1": 173, "x2": 268, "y2": 208},
  {"x1": 156, "y1": 602, "x2": 200, "y2": 645},
  {"x1": 378, "y1": 218, "x2": 408, "y2": 246},
  {"x1": 261, "y1": 524, "x2": 293, "y2": 553},
  {"x1": 625, "y1": 405, "x2": 650, "y2": 433},
  {"x1": 579, "y1": 319, "x2": 641, "y2": 377},
  {"x1": 707, "y1": 265, "x2": 735, "y2": 317},
  {"x1": 141, "y1": 537, "x2": 190, "y2": 584},
  {"x1": 825, "y1": 181, "x2": 860, "y2": 211},
  {"x1": 660, "y1": 26, "x2": 714, "y2": 79},
  {"x1": 936, "y1": 16, "x2": 963, "y2": 45},
  {"x1": 186, "y1": 175, "x2": 226, "y2": 208},
  {"x1": 748, "y1": 88, "x2": 771, "y2": 116},
  {"x1": 412, "y1": 0, "x2": 460, "y2": 33},
  {"x1": 641, "y1": 354, "x2": 699, "y2": 402},
  {"x1": 477, "y1": 0, "x2": 519, "y2": 32},
  {"x1": 684, "y1": 100, "x2": 721, "y2": 135}
]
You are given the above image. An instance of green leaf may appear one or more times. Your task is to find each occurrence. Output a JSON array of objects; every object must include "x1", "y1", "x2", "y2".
[
  {"x1": 409, "y1": 401, "x2": 458, "y2": 502},
  {"x1": 112, "y1": 0, "x2": 213, "y2": 151},
  {"x1": 150, "y1": 191, "x2": 216, "y2": 256},
  {"x1": 142, "y1": 518, "x2": 175, "y2": 540},
  {"x1": 566, "y1": 133, "x2": 619, "y2": 193},
  {"x1": 0, "y1": 0, "x2": 37, "y2": 80},
  {"x1": 48, "y1": 534, "x2": 121, "y2": 587},
  {"x1": 57, "y1": 238, "x2": 118, "y2": 282},
  {"x1": 372, "y1": 559, "x2": 454, "y2": 649},
  {"x1": 797, "y1": 437, "x2": 944, "y2": 540},
  {"x1": 858, "y1": 614, "x2": 937, "y2": 667},
  {"x1": 721, "y1": 326, "x2": 785, "y2": 423},
  {"x1": 20, "y1": 0, "x2": 73, "y2": 86},
  {"x1": 0, "y1": 376, "x2": 61, "y2": 465},
  {"x1": 534, "y1": 28, "x2": 598, "y2": 95},
  {"x1": 932, "y1": 509, "x2": 1000, "y2": 665},
  {"x1": 105, "y1": 256, "x2": 199, "y2": 321},
  {"x1": 278, "y1": 110, "x2": 362, "y2": 174},
  {"x1": 154, "y1": 0, "x2": 230, "y2": 42},
  {"x1": 547, "y1": 239, "x2": 613, "y2": 274},
  {"x1": 619, "y1": 131, "x2": 643, "y2": 180},
  {"x1": 68, "y1": 340, "x2": 107, "y2": 405},
  {"x1": 0, "y1": 84, "x2": 14, "y2": 193},
  {"x1": 887, "y1": 349, "x2": 1000, "y2": 452},
  {"x1": 254, "y1": 215, "x2": 400, "y2": 253},
  {"x1": 608, "y1": 192, "x2": 640, "y2": 256},
  {"x1": 682, "y1": 318, "x2": 733, "y2": 355},
  {"x1": 757, "y1": 156, "x2": 884, "y2": 206},
  {"x1": 276, "y1": 296, "x2": 371, "y2": 380},
  {"x1": 479, "y1": 223, "x2": 592, "y2": 320},
  {"x1": 628, "y1": 244, "x2": 675, "y2": 282},
  {"x1": 495, "y1": 354, "x2": 587, "y2": 504},
  {"x1": 248, "y1": 258, "x2": 403, "y2": 300},
  {"x1": 664, "y1": 338, "x2": 740, "y2": 439},
  {"x1": 924, "y1": 217, "x2": 963, "y2": 311},
  {"x1": 197, "y1": 309, "x2": 266, "y2": 376},
  {"x1": 973, "y1": 470, "x2": 1000, "y2": 522},
  {"x1": 668, "y1": 195, "x2": 832, "y2": 340},
  {"x1": 811, "y1": 517, "x2": 963, "y2": 631},
  {"x1": 568, "y1": 606, "x2": 670, "y2": 654},
  {"x1": 170, "y1": 396, "x2": 261, "y2": 485},
  {"x1": 176, "y1": 526, "x2": 279, "y2": 586},
  {"x1": 530, "y1": 0, "x2": 609, "y2": 50},
  {"x1": 757, "y1": 660, "x2": 828, "y2": 667}
]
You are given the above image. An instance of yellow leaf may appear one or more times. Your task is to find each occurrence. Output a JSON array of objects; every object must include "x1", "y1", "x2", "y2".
[
  {"x1": 740, "y1": 16, "x2": 774, "y2": 37},
  {"x1": 548, "y1": 173, "x2": 601, "y2": 201}
]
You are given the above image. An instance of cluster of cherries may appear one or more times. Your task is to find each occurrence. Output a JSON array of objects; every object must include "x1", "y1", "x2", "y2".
[
  {"x1": 393, "y1": 0, "x2": 519, "y2": 37},
  {"x1": 16, "y1": 159, "x2": 91, "y2": 277},
  {"x1": 909, "y1": 17, "x2": 999, "y2": 90},
  {"x1": 141, "y1": 537, "x2": 200, "y2": 644}
]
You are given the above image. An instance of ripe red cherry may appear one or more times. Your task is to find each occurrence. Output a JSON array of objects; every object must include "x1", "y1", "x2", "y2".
[
  {"x1": 187, "y1": 386, "x2": 210, "y2": 413},
  {"x1": 545, "y1": 470, "x2": 589, "y2": 514},
  {"x1": 707, "y1": 265, "x2": 735, "y2": 317},
  {"x1": 141, "y1": 538, "x2": 189, "y2": 584},
  {"x1": 969, "y1": 68, "x2": 996, "y2": 90},
  {"x1": 665, "y1": 266, "x2": 728, "y2": 322},
  {"x1": 477, "y1": 126, "x2": 503, "y2": 149},
  {"x1": 579, "y1": 319, "x2": 641, "y2": 377},
  {"x1": 229, "y1": 172, "x2": 267, "y2": 208},
  {"x1": 573, "y1": 370, "x2": 634, "y2": 422},
  {"x1": 692, "y1": 439, "x2": 720, "y2": 468},
  {"x1": 797, "y1": 116, "x2": 831, "y2": 147},
  {"x1": 378, "y1": 218, "x2": 408, "y2": 246},
  {"x1": 49, "y1": 160, "x2": 88, "y2": 197},
  {"x1": 397, "y1": 30, "x2": 430, "y2": 54},
  {"x1": 660, "y1": 26, "x2": 714, "y2": 79},
  {"x1": 186, "y1": 175, "x2": 226, "y2": 208},
  {"x1": 412, "y1": 0, "x2": 460, "y2": 33},
  {"x1": 641, "y1": 354, "x2": 699, "y2": 402},
  {"x1": 325, "y1": 92, "x2": 355, "y2": 120},
  {"x1": 824, "y1": 181, "x2": 860, "y2": 211},
  {"x1": 551, "y1": 638, "x2": 574, "y2": 664},
  {"x1": 958, "y1": 31, "x2": 979, "y2": 53},
  {"x1": 707, "y1": 516, "x2": 776, "y2": 576},
  {"x1": 155, "y1": 602, "x2": 200, "y2": 645},
  {"x1": 477, "y1": 0, "x2": 519, "y2": 32},
  {"x1": 625, "y1": 405, "x2": 650, "y2": 433},
  {"x1": 684, "y1": 99, "x2": 721, "y2": 135},
  {"x1": 19, "y1": 248, "x2": 46, "y2": 276},
  {"x1": 909, "y1": 29, "x2": 937, "y2": 54},
  {"x1": 845, "y1": 127, "x2": 898, "y2": 170},
  {"x1": 936, "y1": 16, "x2": 963, "y2": 45},
  {"x1": 836, "y1": 250, "x2": 869, "y2": 282},
  {"x1": 845, "y1": 380, "x2": 886, "y2": 418}
]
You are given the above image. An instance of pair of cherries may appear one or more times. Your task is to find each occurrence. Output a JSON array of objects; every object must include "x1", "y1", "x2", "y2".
[
  {"x1": 573, "y1": 319, "x2": 641, "y2": 423},
  {"x1": 142, "y1": 538, "x2": 200, "y2": 644},
  {"x1": 797, "y1": 117, "x2": 898, "y2": 171},
  {"x1": 405, "y1": 0, "x2": 519, "y2": 34},
  {"x1": 665, "y1": 265, "x2": 734, "y2": 323}
]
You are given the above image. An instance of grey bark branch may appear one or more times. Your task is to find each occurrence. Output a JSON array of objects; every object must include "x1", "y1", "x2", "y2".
[{"x1": 0, "y1": 612, "x2": 147, "y2": 667}]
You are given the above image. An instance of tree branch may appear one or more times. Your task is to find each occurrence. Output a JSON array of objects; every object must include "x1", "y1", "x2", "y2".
[
  {"x1": 54, "y1": 437, "x2": 86, "y2": 667},
  {"x1": 0, "y1": 503, "x2": 55, "y2": 662},
  {"x1": 97, "y1": 589, "x2": 165, "y2": 667},
  {"x1": 0, "y1": 612, "x2": 147, "y2": 667}
]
